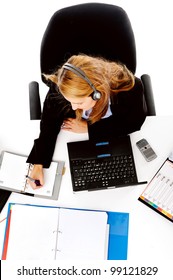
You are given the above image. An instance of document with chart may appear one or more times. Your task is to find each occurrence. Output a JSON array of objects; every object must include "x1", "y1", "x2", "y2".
[{"x1": 139, "y1": 153, "x2": 173, "y2": 222}]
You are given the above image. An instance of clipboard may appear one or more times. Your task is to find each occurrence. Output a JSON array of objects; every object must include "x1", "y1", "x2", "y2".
[
  {"x1": 1, "y1": 203, "x2": 129, "y2": 260},
  {"x1": 139, "y1": 154, "x2": 173, "y2": 222},
  {"x1": 0, "y1": 151, "x2": 65, "y2": 200}
]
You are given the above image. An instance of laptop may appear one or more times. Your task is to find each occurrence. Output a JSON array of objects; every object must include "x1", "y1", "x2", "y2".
[{"x1": 67, "y1": 135, "x2": 140, "y2": 192}]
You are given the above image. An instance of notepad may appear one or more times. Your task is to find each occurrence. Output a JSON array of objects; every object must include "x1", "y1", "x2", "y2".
[
  {"x1": 2, "y1": 204, "x2": 108, "y2": 260},
  {"x1": 139, "y1": 153, "x2": 173, "y2": 222},
  {"x1": 0, "y1": 151, "x2": 64, "y2": 199}
]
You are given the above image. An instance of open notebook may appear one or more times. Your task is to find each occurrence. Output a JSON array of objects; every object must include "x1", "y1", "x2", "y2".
[
  {"x1": 2, "y1": 204, "x2": 109, "y2": 260},
  {"x1": 0, "y1": 151, "x2": 64, "y2": 200}
]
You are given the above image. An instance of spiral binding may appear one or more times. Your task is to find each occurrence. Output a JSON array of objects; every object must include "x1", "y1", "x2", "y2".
[{"x1": 23, "y1": 163, "x2": 33, "y2": 192}]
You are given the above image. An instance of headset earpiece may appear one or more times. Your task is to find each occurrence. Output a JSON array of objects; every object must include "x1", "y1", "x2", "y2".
[
  {"x1": 63, "y1": 63, "x2": 102, "y2": 101},
  {"x1": 91, "y1": 91, "x2": 102, "y2": 100}
]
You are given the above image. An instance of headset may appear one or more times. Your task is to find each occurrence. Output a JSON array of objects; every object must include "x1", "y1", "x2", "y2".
[{"x1": 62, "y1": 63, "x2": 102, "y2": 100}]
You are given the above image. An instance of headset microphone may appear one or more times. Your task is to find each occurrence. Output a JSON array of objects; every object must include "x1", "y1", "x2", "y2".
[{"x1": 62, "y1": 63, "x2": 101, "y2": 100}]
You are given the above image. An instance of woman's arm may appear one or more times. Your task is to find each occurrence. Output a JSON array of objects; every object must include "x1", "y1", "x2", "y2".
[{"x1": 27, "y1": 91, "x2": 73, "y2": 168}]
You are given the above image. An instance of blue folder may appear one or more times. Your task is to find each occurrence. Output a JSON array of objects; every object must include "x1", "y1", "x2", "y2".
[
  {"x1": 2, "y1": 203, "x2": 129, "y2": 260},
  {"x1": 107, "y1": 211, "x2": 129, "y2": 260}
]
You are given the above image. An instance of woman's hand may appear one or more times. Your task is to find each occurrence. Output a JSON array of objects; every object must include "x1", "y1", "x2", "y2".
[
  {"x1": 61, "y1": 118, "x2": 88, "y2": 133},
  {"x1": 27, "y1": 164, "x2": 44, "y2": 189}
]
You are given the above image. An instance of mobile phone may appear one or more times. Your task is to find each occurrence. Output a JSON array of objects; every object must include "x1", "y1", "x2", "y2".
[{"x1": 136, "y1": 138, "x2": 157, "y2": 162}]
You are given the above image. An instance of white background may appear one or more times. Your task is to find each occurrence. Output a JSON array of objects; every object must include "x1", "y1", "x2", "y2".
[
  {"x1": 0, "y1": 1, "x2": 173, "y2": 274},
  {"x1": 1, "y1": 260, "x2": 173, "y2": 280},
  {"x1": 0, "y1": 0, "x2": 173, "y2": 138}
]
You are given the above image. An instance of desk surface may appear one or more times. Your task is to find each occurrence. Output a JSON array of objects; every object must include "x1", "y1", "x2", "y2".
[{"x1": 1, "y1": 116, "x2": 173, "y2": 260}]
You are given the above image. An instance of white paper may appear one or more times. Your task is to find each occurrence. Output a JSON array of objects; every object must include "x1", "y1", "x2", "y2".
[
  {"x1": 56, "y1": 208, "x2": 108, "y2": 260},
  {"x1": 5, "y1": 205, "x2": 59, "y2": 260},
  {"x1": 0, "y1": 152, "x2": 28, "y2": 191},
  {"x1": 25, "y1": 162, "x2": 58, "y2": 197},
  {"x1": 0, "y1": 152, "x2": 57, "y2": 197},
  {"x1": 4, "y1": 205, "x2": 108, "y2": 260}
]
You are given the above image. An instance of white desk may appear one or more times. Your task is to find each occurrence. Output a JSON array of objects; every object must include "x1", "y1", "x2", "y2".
[{"x1": 1, "y1": 116, "x2": 173, "y2": 260}]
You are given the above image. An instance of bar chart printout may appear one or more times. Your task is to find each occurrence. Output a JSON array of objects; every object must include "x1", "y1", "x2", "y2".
[{"x1": 139, "y1": 159, "x2": 173, "y2": 222}]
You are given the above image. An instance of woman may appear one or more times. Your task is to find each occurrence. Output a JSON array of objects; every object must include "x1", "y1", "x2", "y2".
[{"x1": 27, "y1": 54, "x2": 147, "y2": 189}]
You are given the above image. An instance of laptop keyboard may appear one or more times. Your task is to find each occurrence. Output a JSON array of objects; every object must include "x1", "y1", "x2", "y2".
[{"x1": 71, "y1": 155, "x2": 137, "y2": 191}]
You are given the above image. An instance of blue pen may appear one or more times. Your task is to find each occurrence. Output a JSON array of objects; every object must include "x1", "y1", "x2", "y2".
[{"x1": 26, "y1": 175, "x2": 41, "y2": 186}]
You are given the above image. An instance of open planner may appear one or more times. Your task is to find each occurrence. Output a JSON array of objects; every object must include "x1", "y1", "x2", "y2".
[
  {"x1": 1, "y1": 203, "x2": 129, "y2": 260},
  {"x1": 139, "y1": 151, "x2": 173, "y2": 222},
  {"x1": 0, "y1": 151, "x2": 65, "y2": 200}
]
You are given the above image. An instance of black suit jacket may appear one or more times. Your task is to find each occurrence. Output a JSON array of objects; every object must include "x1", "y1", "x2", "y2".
[{"x1": 27, "y1": 77, "x2": 147, "y2": 168}]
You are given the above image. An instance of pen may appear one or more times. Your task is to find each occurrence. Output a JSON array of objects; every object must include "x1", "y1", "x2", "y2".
[{"x1": 26, "y1": 175, "x2": 41, "y2": 186}]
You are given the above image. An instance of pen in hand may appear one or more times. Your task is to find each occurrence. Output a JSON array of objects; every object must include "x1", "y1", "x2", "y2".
[{"x1": 26, "y1": 175, "x2": 42, "y2": 187}]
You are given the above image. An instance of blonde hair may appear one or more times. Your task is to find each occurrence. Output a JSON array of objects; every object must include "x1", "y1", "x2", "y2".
[{"x1": 44, "y1": 54, "x2": 135, "y2": 124}]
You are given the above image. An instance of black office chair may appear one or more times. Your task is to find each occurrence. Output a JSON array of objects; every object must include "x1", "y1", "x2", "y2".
[{"x1": 29, "y1": 2, "x2": 156, "y2": 120}]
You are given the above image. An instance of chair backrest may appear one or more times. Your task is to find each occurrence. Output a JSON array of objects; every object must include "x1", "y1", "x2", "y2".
[{"x1": 40, "y1": 2, "x2": 136, "y2": 81}]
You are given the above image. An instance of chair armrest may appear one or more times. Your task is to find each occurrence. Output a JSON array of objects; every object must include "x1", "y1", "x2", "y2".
[
  {"x1": 0, "y1": 189, "x2": 11, "y2": 213},
  {"x1": 29, "y1": 81, "x2": 41, "y2": 120},
  {"x1": 141, "y1": 74, "x2": 156, "y2": 116}
]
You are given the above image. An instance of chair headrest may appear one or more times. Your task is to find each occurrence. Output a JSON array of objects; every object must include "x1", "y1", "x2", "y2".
[{"x1": 40, "y1": 3, "x2": 136, "y2": 81}]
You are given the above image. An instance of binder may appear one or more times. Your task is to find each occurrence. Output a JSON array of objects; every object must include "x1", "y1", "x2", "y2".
[
  {"x1": 0, "y1": 151, "x2": 65, "y2": 200},
  {"x1": 1, "y1": 203, "x2": 129, "y2": 260},
  {"x1": 139, "y1": 151, "x2": 173, "y2": 222}
]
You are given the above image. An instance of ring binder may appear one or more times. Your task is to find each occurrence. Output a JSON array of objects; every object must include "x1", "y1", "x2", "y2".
[
  {"x1": 0, "y1": 151, "x2": 65, "y2": 200},
  {"x1": 2, "y1": 203, "x2": 129, "y2": 260}
]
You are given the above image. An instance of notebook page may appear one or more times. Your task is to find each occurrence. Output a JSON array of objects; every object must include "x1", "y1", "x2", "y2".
[
  {"x1": 5, "y1": 204, "x2": 59, "y2": 260},
  {"x1": 56, "y1": 208, "x2": 108, "y2": 260},
  {"x1": 25, "y1": 161, "x2": 58, "y2": 197},
  {"x1": 0, "y1": 152, "x2": 57, "y2": 197},
  {"x1": 0, "y1": 152, "x2": 28, "y2": 191}
]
